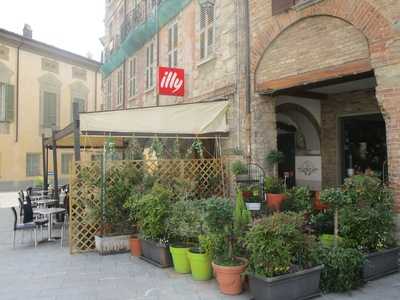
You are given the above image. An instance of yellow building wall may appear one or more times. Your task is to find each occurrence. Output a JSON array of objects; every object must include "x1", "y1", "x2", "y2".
[{"x1": 0, "y1": 42, "x2": 102, "y2": 191}]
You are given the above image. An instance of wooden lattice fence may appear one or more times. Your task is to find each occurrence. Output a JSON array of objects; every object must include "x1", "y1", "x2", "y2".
[{"x1": 69, "y1": 158, "x2": 228, "y2": 254}]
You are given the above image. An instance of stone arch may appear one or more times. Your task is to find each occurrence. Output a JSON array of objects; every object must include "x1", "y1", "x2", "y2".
[
  {"x1": 255, "y1": 15, "x2": 371, "y2": 92},
  {"x1": 276, "y1": 103, "x2": 321, "y2": 139},
  {"x1": 251, "y1": 0, "x2": 396, "y2": 75}
]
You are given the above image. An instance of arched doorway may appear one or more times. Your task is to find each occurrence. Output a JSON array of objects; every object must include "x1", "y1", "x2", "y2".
[{"x1": 253, "y1": 14, "x2": 391, "y2": 189}]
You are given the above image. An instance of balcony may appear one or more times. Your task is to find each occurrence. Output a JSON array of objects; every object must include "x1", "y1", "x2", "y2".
[{"x1": 101, "y1": 0, "x2": 191, "y2": 77}]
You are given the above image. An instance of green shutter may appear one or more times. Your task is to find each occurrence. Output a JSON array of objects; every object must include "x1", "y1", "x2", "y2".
[
  {"x1": 43, "y1": 92, "x2": 57, "y2": 128},
  {"x1": 5, "y1": 84, "x2": 14, "y2": 122}
]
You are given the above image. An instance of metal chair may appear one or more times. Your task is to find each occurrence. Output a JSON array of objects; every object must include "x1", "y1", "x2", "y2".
[{"x1": 11, "y1": 207, "x2": 38, "y2": 248}]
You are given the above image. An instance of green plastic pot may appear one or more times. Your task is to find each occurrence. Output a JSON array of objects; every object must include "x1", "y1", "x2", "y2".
[
  {"x1": 170, "y1": 245, "x2": 191, "y2": 274},
  {"x1": 188, "y1": 248, "x2": 212, "y2": 281}
]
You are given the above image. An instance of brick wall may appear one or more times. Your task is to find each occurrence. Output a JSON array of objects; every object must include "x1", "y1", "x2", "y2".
[
  {"x1": 320, "y1": 89, "x2": 380, "y2": 187},
  {"x1": 256, "y1": 15, "x2": 370, "y2": 84}
]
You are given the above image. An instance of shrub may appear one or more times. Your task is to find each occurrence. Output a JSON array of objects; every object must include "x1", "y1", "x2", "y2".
[
  {"x1": 282, "y1": 186, "x2": 312, "y2": 213},
  {"x1": 134, "y1": 184, "x2": 174, "y2": 242},
  {"x1": 231, "y1": 160, "x2": 247, "y2": 176},
  {"x1": 312, "y1": 245, "x2": 365, "y2": 292},
  {"x1": 340, "y1": 175, "x2": 397, "y2": 252},
  {"x1": 244, "y1": 212, "x2": 315, "y2": 278},
  {"x1": 264, "y1": 176, "x2": 285, "y2": 194},
  {"x1": 166, "y1": 199, "x2": 203, "y2": 245}
]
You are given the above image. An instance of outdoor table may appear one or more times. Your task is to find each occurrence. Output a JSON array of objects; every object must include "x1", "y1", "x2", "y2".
[
  {"x1": 33, "y1": 199, "x2": 58, "y2": 208},
  {"x1": 34, "y1": 208, "x2": 66, "y2": 241}
]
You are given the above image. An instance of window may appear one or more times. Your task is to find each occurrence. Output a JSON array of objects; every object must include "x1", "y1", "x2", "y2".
[
  {"x1": 199, "y1": 4, "x2": 215, "y2": 61},
  {"x1": 42, "y1": 91, "x2": 57, "y2": 129},
  {"x1": 105, "y1": 78, "x2": 112, "y2": 110},
  {"x1": 117, "y1": 69, "x2": 123, "y2": 106},
  {"x1": 0, "y1": 82, "x2": 14, "y2": 122},
  {"x1": 128, "y1": 57, "x2": 137, "y2": 98},
  {"x1": 61, "y1": 153, "x2": 73, "y2": 175},
  {"x1": 168, "y1": 23, "x2": 179, "y2": 67},
  {"x1": 26, "y1": 153, "x2": 41, "y2": 177},
  {"x1": 145, "y1": 42, "x2": 155, "y2": 90}
]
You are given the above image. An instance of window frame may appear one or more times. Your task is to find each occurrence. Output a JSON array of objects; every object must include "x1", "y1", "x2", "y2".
[
  {"x1": 116, "y1": 69, "x2": 124, "y2": 106},
  {"x1": 168, "y1": 22, "x2": 179, "y2": 67},
  {"x1": 0, "y1": 82, "x2": 6, "y2": 122},
  {"x1": 61, "y1": 153, "x2": 73, "y2": 175},
  {"x1": 41, "y1": 90, "x2": 58, "y2": 130},
  {"x1": 105, "y1": 78, "x2": 112, "y2": 110},
  {"x1": 26, "y1": 153, "x2": 41, "y2": 177},
  {"x1": 128, "y1": 57, "x2": 137, "y2": 98},
  {"x1": 145, "y1": 41, "x2": 155, "y2": 91},
  {"x1": 199, "y1": 4, "x2": 215, "y2": 62}
]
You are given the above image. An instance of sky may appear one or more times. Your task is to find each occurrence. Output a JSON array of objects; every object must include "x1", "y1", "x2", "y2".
[{"x1": 0, "y1": 0, "x2": 105, "y2": 61}]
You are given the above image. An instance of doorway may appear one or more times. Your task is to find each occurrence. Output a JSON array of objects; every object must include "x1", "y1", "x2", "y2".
[{"x1": 340, "y1": 113, "x2": 387, "y2": 182}]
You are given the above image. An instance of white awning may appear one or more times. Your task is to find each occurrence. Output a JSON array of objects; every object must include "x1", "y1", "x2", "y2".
[{"x1": 80, "y1": 100, "x2": 229, "y2": 136}]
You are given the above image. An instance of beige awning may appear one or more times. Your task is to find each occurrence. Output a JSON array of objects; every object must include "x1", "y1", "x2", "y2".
[{"x1": 80, "y1": 100, "x2": 229, "y2": 136}]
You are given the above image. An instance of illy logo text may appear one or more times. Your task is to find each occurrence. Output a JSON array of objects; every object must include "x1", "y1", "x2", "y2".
[{"x1": 158, "y1": 67, "x2": 185, "y2": 97}]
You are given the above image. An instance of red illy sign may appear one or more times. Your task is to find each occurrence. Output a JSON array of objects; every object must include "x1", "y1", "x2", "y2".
[{"x1": 158, "y1": 67, "x2": 185, "y2": 97}]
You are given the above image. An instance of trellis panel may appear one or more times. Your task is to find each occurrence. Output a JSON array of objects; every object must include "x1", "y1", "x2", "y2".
[{"x1": 69, "y1": 158, "x2": 228, "y2": 254}]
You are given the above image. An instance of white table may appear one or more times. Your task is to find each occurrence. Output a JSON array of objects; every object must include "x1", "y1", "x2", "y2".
[
  {"x1": 33, "y1": 199, "x2": 58, "y2": 208},
  {"x1": 34, "y1": 208, "x2": 66, "y2": 241}
]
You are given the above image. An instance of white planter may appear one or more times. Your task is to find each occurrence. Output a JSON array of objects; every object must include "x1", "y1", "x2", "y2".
[
  {"x1": 95, "y1": 234, "x2": 131, "y2": 255},
  {"x1": 246, "y1": 203, "x2": 261, "y2": 211}
]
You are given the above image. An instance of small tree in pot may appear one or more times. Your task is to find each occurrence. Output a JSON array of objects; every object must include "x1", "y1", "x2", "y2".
[
  {"x1": 201, "y1": 195, "x2": 251, "y2": 295},
  {"x1": 264, "y1": 176, "x2": 286, "y2": 212}
]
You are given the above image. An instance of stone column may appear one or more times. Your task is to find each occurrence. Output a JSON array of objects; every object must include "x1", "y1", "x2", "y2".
[
  {"x1": 251, "y1": 93, "x2": 277, "y2": 175},
  {"x1": 375, "y1": 63, "x2": 400, "y2": 239}
]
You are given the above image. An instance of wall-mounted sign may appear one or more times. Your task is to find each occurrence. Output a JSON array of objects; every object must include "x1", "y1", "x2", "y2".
[{"x1": 158, "y1": 67, "x2": 185, "y2": 97}]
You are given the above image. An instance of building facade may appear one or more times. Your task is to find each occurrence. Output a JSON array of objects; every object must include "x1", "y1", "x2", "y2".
[
  {"x1": 101, "y1": 0, "x2": 249, "y2": 157},
  {"x1": 0, "y1": 27, "x2": 102, "y2": 191},
  {"x1": 249, "y1": 0, "x2": 400, "y2": 230}
]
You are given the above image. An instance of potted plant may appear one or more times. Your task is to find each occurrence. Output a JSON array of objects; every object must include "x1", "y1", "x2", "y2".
[
  {"x1": 265, "y1": 150, "x2": 284, "y2": 176},
  {"x1": 281, "y1": 186, "x2": 313, "y2": 214},
  {"x1": 340, "y1": 175, "x2": 399, "y2": 281},
  {"x1": 167, "y1": 199, "x2": 203, "y2": 274},
  {"x1": 264, "y1": 176, "x2": 286, "y2": 211},
  {"x1": 319, "y1": 187, "x2": 351, "y2": 248},
  {"x1": 134, "y1": 184, "x2": 174, "y2": 268},
  {"x1": 124, "y1": 193, "x2": 142, "y2": 257},
  {"x1": 231, "y1": 160, "x2": 248, "y2": 182},
  {"x1": 244, "y1": 212, "x2": 323, "y2": 300},
  {"x1": 90, "y1": 165, "x2": 140, "y2": 255},
  {"x1": 241, "y1": 184, "x2": 262, "y2": 211},
  {"x1": 206, "y1": 194, "x2": 251, "y2": 295}
]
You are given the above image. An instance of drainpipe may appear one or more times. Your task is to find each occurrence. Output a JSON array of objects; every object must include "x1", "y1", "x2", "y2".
[
  {"x1": 156, "y1": 2, "x2": 160, "y2": 107},
  {"x1": 244, "y1": 0, "x2": 252, "y2": 161},
  {"x1": 15, "y1": 42, "x2": 22, "y2": 143},
  {"x1": 94, "y1": 69, "x2": 98, "y2": 111}
]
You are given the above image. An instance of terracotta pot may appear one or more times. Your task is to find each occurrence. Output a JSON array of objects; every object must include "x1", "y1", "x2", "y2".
[
  {"x1": 130, "y1": 236, "x2": 141, "y2": 257},
  {"x1": 266, "y1": 193, "x2": 286, "y2": 211},
  {"x1": 212, "y1": 258, "x2": 248, "y2": 295},
  {"x1": 314, "y1": 191, "x2": 329, "y2": 211},
  {"x1": 242, "y1": 191, "x2": 253, "y2": 199}
]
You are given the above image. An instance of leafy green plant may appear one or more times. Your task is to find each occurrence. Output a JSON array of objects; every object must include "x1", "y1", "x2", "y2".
[
  {"x1": 264, "y1": 176, "x2": 285, "y2": 194},
  {"x1": 311, "y1": 244, "x2": 365, "y2": 292},
  {"x1": 151, "y1": 136, "x2": 165, "y2": 159},
  {"x1": 166, "y1": 199, "x2": 204, "y2": 245},
  {"x1": 134, "y1": 184, "x2": 174, "y2": 242},
  {"x1": 33, "y1": 176, "x2": 44, "y2": 188},
  {"x1": 282, "y1": 186, "x2": 312, "y2": 213},
  {"x1": 320, "y1": 188, "x2": 351, "y2": 247},
  {"x1": 244, "y1": 212, "x2": 316, "y2": 278},
  {"x1": 340, "y1": 176, "x2": 396, "y2": 252},
  {"x1": 231, "y1": 160, "x2": 247, "y2": 176},
  {"x1": 199, "y1": 196, "x2": 251, "y2": 266},
  {"x1": 265, "y1": 150, "x2": 284, "y2": 175}
]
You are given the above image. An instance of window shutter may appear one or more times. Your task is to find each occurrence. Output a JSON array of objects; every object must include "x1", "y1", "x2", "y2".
[
  {"x1": 43, "y1": 91, "x2": 57, "y2": 128},
  {"x1": 5, "y1": 84, "x2": 14, "y2": 122},
  {"x1": 272, "y1": 0, "x2": 295, "y2": 15}
]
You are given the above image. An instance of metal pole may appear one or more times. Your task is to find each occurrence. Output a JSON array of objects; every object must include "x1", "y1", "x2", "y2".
[
  {"x1": 52, "y1": 129, "x2": 59, "y2": 202},
  {"x1": 41, "y1": 134, "x2": 48, "y2": 190},
  {"x1": 73, "y1": 102, "x2": 81, "y2": 161}
]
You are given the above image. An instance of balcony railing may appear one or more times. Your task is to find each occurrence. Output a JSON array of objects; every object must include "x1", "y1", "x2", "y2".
[{"x1": 121, "y1": 0, "x2": 165, "y2": 41}]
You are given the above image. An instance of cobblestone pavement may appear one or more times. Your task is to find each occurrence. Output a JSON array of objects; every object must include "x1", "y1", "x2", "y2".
[{"x1": 0, "y1": 200, "x2": 399, "y2": 300}]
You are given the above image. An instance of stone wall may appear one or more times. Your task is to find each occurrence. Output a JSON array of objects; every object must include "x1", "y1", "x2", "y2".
[{"x1": 320, "y1": 89, "x2": 380, "y2": 187}]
